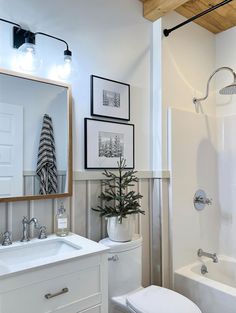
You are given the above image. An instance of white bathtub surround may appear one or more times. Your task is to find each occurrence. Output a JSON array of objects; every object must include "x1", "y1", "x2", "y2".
[
  {"x1": 175, "y1": 256, "x2": 236, "y2": 313},
  {"x1": 168, "y1": 108, "x2": 220, "y2": 273},
  {"x1": 216, "y1": 27, "x2": 236, "y2": 261},
  {"x1": 166, "y1": 24, "x2": 236, "y2": 291}
]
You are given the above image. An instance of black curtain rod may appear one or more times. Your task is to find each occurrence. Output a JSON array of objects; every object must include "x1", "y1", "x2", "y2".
[{"x1": 163, "y1": 0, "x2": 232, "y2": 37}]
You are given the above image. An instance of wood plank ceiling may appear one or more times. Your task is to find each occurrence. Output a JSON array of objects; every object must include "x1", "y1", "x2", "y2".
[{"x1": 140, "y1": 0, "x2": 236, "y2": 34}]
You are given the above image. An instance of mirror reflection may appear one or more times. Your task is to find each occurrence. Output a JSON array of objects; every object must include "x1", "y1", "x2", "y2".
[{"x1": 0, "y1": 71, "x2": 70, "y2": 199}]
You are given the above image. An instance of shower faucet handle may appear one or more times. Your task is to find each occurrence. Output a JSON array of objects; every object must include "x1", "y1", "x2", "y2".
[
  {"x1": 195, "y1": 195, "x2": 212, "y2": 205},
  {"x1": 194, "y1": 190, "x2": 212, "y2": 211}
]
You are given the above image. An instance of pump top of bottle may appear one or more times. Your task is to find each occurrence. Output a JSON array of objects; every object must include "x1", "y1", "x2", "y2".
[{"x1": 58, "y1": 202, "x2": 66, "y2": 214}]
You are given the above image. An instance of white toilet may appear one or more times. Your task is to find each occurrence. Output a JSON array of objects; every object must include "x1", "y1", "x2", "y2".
[{"x1": 100, "y1": 235, "x2": 202, "y2": 313}]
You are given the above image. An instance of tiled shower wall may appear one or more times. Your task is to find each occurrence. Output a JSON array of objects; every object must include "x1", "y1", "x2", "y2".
[{"x1": 0, "y1": 173, "x2": 169, "y2": 287}]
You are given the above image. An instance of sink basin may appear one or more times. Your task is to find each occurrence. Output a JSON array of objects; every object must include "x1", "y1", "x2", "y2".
[
  {"x1": 0, "y1": 239, "x2": 80, "y2": 266},
  {"x1": 0, "y1": 233, "x2": 109, "y2": 277}
]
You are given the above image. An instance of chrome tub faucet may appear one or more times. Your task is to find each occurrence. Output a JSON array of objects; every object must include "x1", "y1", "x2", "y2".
[{"x1": 197, "y1": 248, "x2": 218, "y2": 263}]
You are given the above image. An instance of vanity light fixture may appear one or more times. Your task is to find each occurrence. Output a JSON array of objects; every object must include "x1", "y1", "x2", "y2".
[
  {"x1": 16, "y1": 30, "x2": 73, "y2": 77},
  {"x1": 0, "y1": 18, "x2": 73, "y2": 77},
  {"x1": 34, "y1": 31, "x2": 73, "y2": 79},
  {"x1": 17, "y1": 31, "x2": 40, "y2": 72}
]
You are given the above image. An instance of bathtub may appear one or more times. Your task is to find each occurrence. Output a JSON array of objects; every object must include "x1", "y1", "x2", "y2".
[{"x1": 174, "y1": 256, "x2": 236, "y2": 313}]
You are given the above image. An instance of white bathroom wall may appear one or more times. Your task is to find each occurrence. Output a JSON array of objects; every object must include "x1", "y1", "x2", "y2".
[
  {"x1": 0, "y1": 0, "x2": 152, "y2": 224},
  {"x1": 161, "y1": 12, "x2": 216, "y2": 169},
  {"x1": 216, "y1": 27, "x2": 236, "y2": 117},
  {"x1": 0, "y1": 0, "x2": 152, "y2": 171},
  {"x1": 166, "y1": 19, "x2": 236, "y2": 276},
  {"x1": 215, "y1": 26, "x2": 236, "y2": 258},
  {"x1": 161, "y1": 12, "x2": 217, "y2": 274},
  {"x1": 0, "y1": 0, "x2": 167, "y2": 287}
]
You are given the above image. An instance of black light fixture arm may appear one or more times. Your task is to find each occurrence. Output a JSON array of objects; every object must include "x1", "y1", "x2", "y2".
[
  {"x1": 0, "y1": 17, "x2": 21, "y2": 30},
  {"x1": 34, "y1": 32, "x2": 71, "y2": 55},
  {"x1": 0, "y1": 17, "x2": 72, "y2": 57},
  {"x1": 163, "y1": 0, "x2": 232, "y2": 37}
]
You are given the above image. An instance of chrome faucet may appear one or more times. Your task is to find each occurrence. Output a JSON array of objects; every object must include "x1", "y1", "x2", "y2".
[
  {"x1": 197, "y1": 248, "x2": 218, "y2": 263},
  {"x1": 21, "y1": 216, "x2": 39, "y2": 242}
]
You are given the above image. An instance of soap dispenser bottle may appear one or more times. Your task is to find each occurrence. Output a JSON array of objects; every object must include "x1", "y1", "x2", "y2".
[{"x1": 55, "y1": 201, "x2": 69, "y2": 237}]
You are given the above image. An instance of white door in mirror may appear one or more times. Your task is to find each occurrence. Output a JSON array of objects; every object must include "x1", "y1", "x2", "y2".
[{"x1": 0, "y1": 103, "x2": 23, "y2": 197}]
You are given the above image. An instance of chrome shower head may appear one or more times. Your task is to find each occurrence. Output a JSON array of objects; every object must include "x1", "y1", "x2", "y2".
[
  {"x1": 193, "y1": 67, "x2": 236, "y2": 105},
  {"x1": 219, "y1": 83, "x2": 236, "y2": 95}
]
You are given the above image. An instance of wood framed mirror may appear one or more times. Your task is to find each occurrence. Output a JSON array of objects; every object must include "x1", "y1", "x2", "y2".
[{"x1": 0, "y1": 69, "x2": 72, "y2": 202}]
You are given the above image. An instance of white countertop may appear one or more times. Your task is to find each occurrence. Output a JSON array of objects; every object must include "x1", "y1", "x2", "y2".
[{"x1": 0, "y1": 233, "x2": 109, "y2": 278}]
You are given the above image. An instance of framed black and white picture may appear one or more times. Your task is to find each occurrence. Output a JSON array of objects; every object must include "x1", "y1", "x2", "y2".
[
  {"x1": 85, "y1": 118, "x2": 134, "y2": 169},
  {"x1": 91, "y1": 75, "x2": 130, "y2": 121}
]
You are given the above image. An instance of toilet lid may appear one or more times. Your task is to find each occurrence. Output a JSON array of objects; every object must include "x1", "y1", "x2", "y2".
[{"x1": 126, "y1": 286, "x2": 202, "y2": 313}]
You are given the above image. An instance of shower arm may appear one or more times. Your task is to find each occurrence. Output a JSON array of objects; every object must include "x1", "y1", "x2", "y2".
[{"x1": 193, "y1": 67, "x2": 236, "y2": 105}]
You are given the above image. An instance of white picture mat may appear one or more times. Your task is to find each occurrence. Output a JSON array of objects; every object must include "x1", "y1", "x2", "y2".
[
  {"x1": 86, "y1": 119, "x2": 134, "y2": 168},
  {"x1": 93, "y1": 77, "x2": 129, "y2": 119}
]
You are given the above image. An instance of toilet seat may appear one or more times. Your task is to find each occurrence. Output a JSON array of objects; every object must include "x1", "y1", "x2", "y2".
[{"x1": 126, "y1": 285, "x2": 202, "y2": 313}]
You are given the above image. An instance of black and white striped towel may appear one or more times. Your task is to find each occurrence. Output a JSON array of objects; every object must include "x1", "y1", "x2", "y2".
[{"x1": 36, "y1": 114, "x2": 58, "y2": 194}]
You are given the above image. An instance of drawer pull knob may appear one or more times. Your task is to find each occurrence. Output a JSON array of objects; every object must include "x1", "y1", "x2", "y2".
[
  {"x1": 45, "y1": 287, "x2": 69, "y2": 299},
  {"x1": 108, "y1": 255, "x2": 119, "y2": 262}
]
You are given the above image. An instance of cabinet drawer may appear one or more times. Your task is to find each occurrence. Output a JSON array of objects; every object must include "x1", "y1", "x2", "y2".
[
  {"x1": 79, "y1": 305, "x2": 101, "y2": 313},
  {"x1": 55, "y1": 304, "x2": 101, "y2": 313},
  {"x1": 0, "y1": 265, "x2": 101, "y2": 313}
]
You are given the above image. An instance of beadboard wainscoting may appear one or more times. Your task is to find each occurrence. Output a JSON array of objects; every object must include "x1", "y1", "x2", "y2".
[{"x1": 0, "y1": 171, "x2": 169, "y2": 287}]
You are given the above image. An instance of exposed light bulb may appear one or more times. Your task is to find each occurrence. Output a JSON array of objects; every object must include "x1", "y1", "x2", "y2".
[
  {"x1": 17, "y1": 37, "x2": 40, "y2": 72},
  {"x1": 57, "y1": 49, "x2": 72, "y2": 79}
]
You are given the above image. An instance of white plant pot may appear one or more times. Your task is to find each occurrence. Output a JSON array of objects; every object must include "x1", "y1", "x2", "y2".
[{"x1": 107, "y1": 215, "x2": 135, "y2": 242}]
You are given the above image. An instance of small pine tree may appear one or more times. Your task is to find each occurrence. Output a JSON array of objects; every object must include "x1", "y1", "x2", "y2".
[{"x1": 92, "y1": 158, "x2": 145, "y2": 223}]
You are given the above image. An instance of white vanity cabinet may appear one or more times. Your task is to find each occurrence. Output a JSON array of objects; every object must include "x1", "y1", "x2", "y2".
[{"x1": 0, "y1": 253, "x2": 108, "y2": 313}]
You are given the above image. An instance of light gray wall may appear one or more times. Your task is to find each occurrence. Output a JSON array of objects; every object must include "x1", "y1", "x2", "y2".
[
  {"x1": 0, "y1": 0, "x2": 152, "y2": 171},
  {"x1": 0, "y1": 0, "x2": 167, "y2": 287}
]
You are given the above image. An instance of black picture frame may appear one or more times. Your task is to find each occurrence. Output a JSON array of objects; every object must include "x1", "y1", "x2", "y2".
[
  {"x1": 91, "y1": 75, "x2": 130, "y2": 121},
  {"x1": 85, "y1": 118, "x2": 134, "y2": 169}
]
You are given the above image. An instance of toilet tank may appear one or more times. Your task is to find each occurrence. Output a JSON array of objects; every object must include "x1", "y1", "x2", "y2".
[{"x1": 100, "y1": 235, "x2": 142, "y2": 298}]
